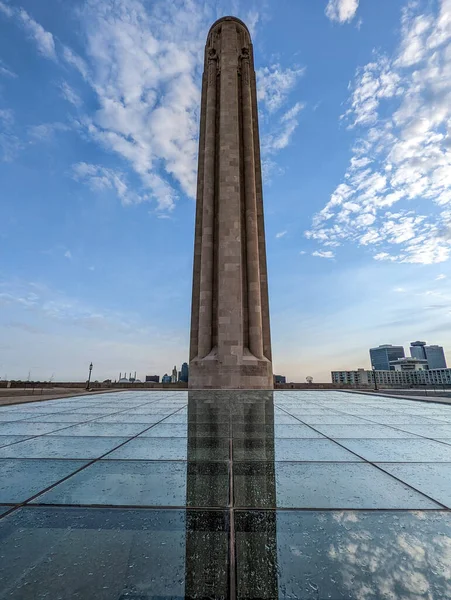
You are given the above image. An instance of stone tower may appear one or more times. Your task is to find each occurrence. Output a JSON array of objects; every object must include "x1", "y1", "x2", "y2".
[{"x1": 189, "y1": 16, "x2": 273, "y2": 389}]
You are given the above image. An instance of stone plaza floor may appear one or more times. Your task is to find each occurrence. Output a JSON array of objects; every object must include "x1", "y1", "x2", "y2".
[{"x1": 0, "y1": 389, "x2": 450, "y2": 598}]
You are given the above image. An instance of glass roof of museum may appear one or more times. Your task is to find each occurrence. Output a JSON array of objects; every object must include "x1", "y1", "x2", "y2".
[{"x1": 0, "y1": 389, "x2": 451, "y2": 599}]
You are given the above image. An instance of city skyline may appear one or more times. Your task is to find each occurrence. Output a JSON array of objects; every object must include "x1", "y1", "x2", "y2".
[{"x1": 1, "y1": 0, "x2": 451, "y2": 383}]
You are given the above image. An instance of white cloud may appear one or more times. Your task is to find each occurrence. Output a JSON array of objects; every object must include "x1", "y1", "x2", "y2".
[
  {"x1": 29, "y1": 122, "x2": 69, "y2": 140},
  {"x1": 393, "y1": 287, "x2": 406, "y2": 293},
  {"x1": 64, "y1": 250, "x2": 72, "y2": 260},
  {"x1": 0, "y1": 108, "x2": 14, "y2": 128},
  {"x1": 325, "y1": 0, "x2": 360, "y2": 24},
  {"x1": 0, "y1": 1, "x2": 13, "y2": 17},
  {"x1": 308, "y1": 0, "x2": 451, "y2": 265},
  {"x1": 72, "y1": 161, "x2": 149, "y2": 207},
  {"x1": 245, "y1": 9, "x2": 259, "y2": 39},
  {"x1": 18, "y1": 8, "x2": 57, "y2": 60},
  {"x1": 264, "y1": 102, "x2": 304, "y2": 153},
  {"x1": 70, "y1": 0, "x2": 211, "y2": 210},
  {"x1": 62, "y1": 46, "x2": 89, "y2": 81},
  {"x1": 312, "y1": 250, "x2": 335, "y2": 259},
  {"x1": 0, "y1": 59, "x2": 17, "y2": 78},
  {"x1": 60, "y1": 81, "x2": 82, "y2": 107},
  {"x1": 0, "y1": 3, "x2": 57, "y2": 60},
  {"x1": 276, "y1": 230, "x2": 287, "y2": 238},
  {"x1": 436, "y1": 274, "x2": 447, "y2": 280},
  {"x1": 257, "y1": 63, "x2": 305, "y2": 113},
  {"x1": 0, "y1": 108, "x2": 22, "y2": 161}
]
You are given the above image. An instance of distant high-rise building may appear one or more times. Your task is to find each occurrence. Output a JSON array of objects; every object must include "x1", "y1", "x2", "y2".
[
  {"x1": 145, "y1": 375, "x2": 160, "y2": 383},
  {"x1": 179, "y1": 362, "x2": 189, "y2": 383},
  {"x1": 273, "y1": 375, "x2": 286, "y2": 384},
  {"x1": 425, "y1": 345, "x2": 447, "y2": 369},
  {"x1": 370, "y1": 345, "x2": 405, "y2": 370},
  {"x1": 171, "y1": 366, "x2": 178, "y2": 384},
  {"x1": 162, "y1": 374, "x2": 171, "y2": 384},
  {"x1": 410, "y1": 341, "x2": 427, "y2": 360},
  {"x1": 410, "y1": 341, "x2": 447, "y2": 369}
]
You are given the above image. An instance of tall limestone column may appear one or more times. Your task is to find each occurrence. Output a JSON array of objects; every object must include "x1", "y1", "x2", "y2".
[{"x1": 189, "y1": 16, "x2": 273, "y2": 389}]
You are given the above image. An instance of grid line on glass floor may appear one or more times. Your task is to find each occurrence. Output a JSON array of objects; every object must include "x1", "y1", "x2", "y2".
[
  {"x1": 0, "y1": 401, "x2": 188, "y2": 519},
  {"x1": 275, "y1": 403, "x2": 451, "y2": 510}
]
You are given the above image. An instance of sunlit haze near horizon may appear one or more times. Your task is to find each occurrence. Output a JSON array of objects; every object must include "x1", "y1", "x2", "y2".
[{"x1": 1, "y1": 0, "x2": 450, "y2": 382}]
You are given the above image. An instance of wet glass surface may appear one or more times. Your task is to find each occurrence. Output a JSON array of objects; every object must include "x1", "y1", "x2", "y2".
[
  {"x1": 0, "y1": 435, "x2": 33, "y2": 447},
  {"x1": 0, "y1": 459, "x2": 88, "y2": 503},
  {"x1": 234, "y1": 461, "x2": 440, "y2": 509},
  {"x1": 0, "y1": 507, "x2": 229, "y2": 599},
  {"x1": 235, "y1": 510, "x2": 451, "y2": 600},
  {"x1": 378, "y1": 463, "x2": 451, "y2": 508},
  {"x1": 0, "y1": 422, "x2": 75, "y2": 435},
  {"x1": 0, "y1": 412, "x2": 47, "y2": 422},
  {"x1": 274, "y1": 438, "x2": 362, "y2": 461},
  {"x1": 32, "y1": 460, "x2": 229, "y2": 507},
  {"x1": 338, "y1": 437, "x2": 451, "y2": 462},
  {"x1": 45, "y1": 422, "x2": 152, "y2": 437},
  {"x1": 311, "y1": 423, "x2": 420, "y2": 438},
  {"x1": 1, "y1": 389, "x2": 451, "y2": 599},
  {"x1": 0, "y1": 436, "x2": 129, "y2": 459}
]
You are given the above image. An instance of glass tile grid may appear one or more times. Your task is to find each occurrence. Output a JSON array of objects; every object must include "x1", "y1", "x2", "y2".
[{"x1": 1, "y1": 390, "x2": 451, "y2": 600}]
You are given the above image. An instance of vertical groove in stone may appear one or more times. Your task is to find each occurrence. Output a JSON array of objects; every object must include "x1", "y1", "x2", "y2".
[
  {"x1": 211, "y1": 63, "x2": 220, "y2": 350},
  {"x1": 217, "y1": 21, "x2": 243, "y2": 366},
  {"x1": 197, "y1": 52, "x2": 217, "y2": 359},
  {"x1": 238, "y1": 49, "x2": 249, "y2": 352},
  {"x1": 241, "y1": 53, "x2": 264, "y2": 359},
  {"x1": 189, "y1": 71, "x2": 208, "y2": 361},
  {"x1": 250, "y1": 47, "x2": 272, "y2": 362}
]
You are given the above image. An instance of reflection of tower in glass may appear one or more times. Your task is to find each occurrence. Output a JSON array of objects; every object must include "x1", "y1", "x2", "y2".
[
  {"x1": 184, "y1": 390, "x2": 278, "y2": 598},
  {"x1": 233, "y1": 391, "x2": 278, "y2": 599}
]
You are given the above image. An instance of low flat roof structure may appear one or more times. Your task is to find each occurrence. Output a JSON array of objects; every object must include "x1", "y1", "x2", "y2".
[{"x1": 0, "y1": 389, "x2": 450, "y2": 598}]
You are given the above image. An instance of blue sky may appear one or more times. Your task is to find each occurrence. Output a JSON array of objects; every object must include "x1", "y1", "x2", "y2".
[{"x1": 0, "y1": 0, "x2": 450, "y2": 382}]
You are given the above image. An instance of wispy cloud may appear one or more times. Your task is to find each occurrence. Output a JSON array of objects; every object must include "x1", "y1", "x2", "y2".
[
  {"x1": 28, "y1": 122, "x2": 69, "y2": 141},
  {"x1": 264, "y1": 102, "x2": 305, "y2": 154},
  {"x1": 0, "y1": 108, "x2": 22, "y2": 161},
  {"x1": 64, "y1": 250, "x2": 72, "y2": 260},
  {"x1": 0, "y1": 1, "x2": 13, "y2": 17},
  {"x1": 62, "y1": 46, "x2": 89, "y2": 81},
  {"x1": 276, "y1": 230, "x2": 287, "y2": 238},
  {"x1": 312, "y1": 250, "x2": 335, "y2": 259},
  {"x1": 72, "y1": 161, "x2": 149, "y2": 206},
  {"x1": 307, "y1": 0, "x2": 451, "y2": 265},
  {"x1": 0, "y1": 108, "x2": 14, "y2": 128},
  {"x1": 0, "y1": 59, "x2": 17, "y2": 78},
  {"x1": 60, "y1": 81, "x2": 82, "y2": 107},
  {"x1": 325, "y1": 0, "x2": 360, "y2": 24},
  {"x1": 436, "y1": 274, "x2": 447, "y2": 280},
  {"x1": 18, "y1": 8, "x2": 57, "y2": 60},
  {"x1": 0, "y1": 3, "x2": 57, "y2": 61},
  {"x1": 257, "y1": 64, "x2": 305, "y2": 113}
]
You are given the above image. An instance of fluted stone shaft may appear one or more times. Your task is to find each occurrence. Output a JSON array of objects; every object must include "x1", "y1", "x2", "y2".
[
  {"x1": 241, "y1": 53, "x2": 264, "y2": 360},
  {"x1": 197, "y1": 54, "x2": 217, "y2": 359},
  {"x1": 189, "y1": 16, "x2": 273, "y2": 389}
]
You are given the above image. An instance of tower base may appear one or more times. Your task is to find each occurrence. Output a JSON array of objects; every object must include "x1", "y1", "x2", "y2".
[{"x1": 189, "y1": 348, "x2": 273, "y2": 389}]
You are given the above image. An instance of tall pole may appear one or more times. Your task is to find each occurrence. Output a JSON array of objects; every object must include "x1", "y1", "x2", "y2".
[
  {"x1": 86, "y1": 362, "x2": 93, "y2": 391},
  {"x1": 373, "y1": 366, "x2": 378, "y2": 391}
]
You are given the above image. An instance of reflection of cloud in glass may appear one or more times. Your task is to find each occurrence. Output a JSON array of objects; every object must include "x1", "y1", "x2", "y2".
[{"x1": 274, "y1": 511, "x2": 451, "y2": 599}]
